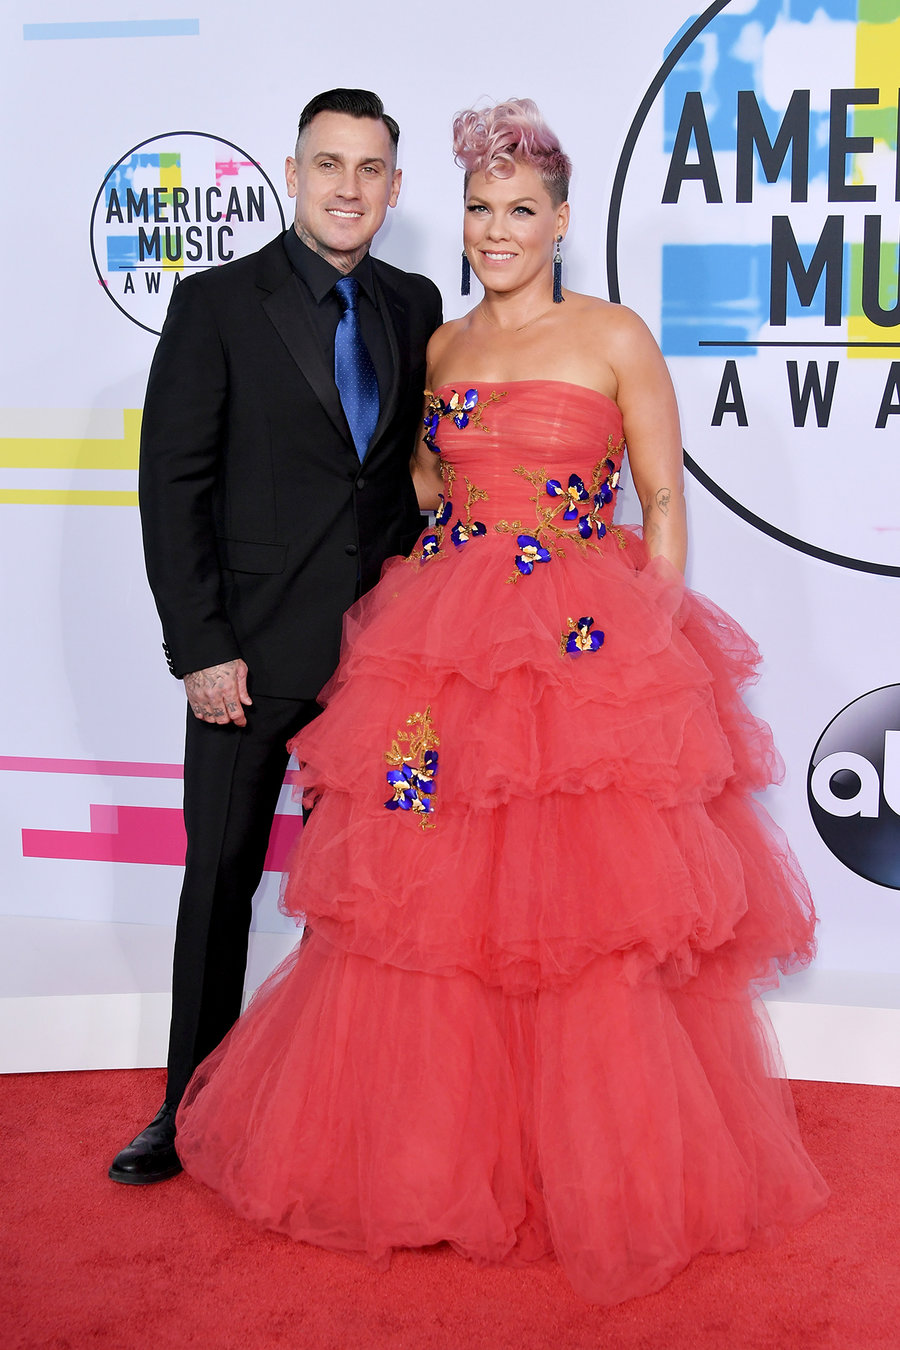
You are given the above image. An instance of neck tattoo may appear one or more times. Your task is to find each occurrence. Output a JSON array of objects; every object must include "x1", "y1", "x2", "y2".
[{"x1": 295, "y1": 225, "x2": 369, "y2": 275}]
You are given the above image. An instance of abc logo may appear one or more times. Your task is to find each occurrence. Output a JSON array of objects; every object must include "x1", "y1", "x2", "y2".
[{"x1": 808, "y1": 685, "x2": 900, "y2": 890}]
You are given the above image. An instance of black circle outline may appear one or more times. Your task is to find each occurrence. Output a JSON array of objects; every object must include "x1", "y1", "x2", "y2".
[
  {"x1": 806, "y1": 682, "x2": 900, "y2": 891},
  {"x1": 606, "y1": 0, "x2": 900, "y2": 579},
  {"x1": 90, "y1": 130, "x2": 286, "y2": 337}
]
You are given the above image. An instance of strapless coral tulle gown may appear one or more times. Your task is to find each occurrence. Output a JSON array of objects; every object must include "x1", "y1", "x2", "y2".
[{"x1": 175, "y1": 381, "x2": 828, "y2": 1304}]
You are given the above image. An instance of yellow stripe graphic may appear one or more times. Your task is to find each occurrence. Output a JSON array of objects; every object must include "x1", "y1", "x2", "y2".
[
  {"x1": 848, "y1": 12, "x2": 900, "y2": 359},
  {"x1": 160, "y1": 157, "x2": 184, "y2": 271},
  {"x1": 0, "y1": 490, "x2": 139, "y2": 506},
  {"x1": 0, "y1": 409, "x2": 142, "y2": 470}
]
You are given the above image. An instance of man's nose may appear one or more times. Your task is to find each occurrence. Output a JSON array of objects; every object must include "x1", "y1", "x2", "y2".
[{"x1": 334, "y1": 170, "x2": 359, "y2": 198}]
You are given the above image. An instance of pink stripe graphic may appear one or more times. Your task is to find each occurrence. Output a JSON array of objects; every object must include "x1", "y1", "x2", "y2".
[
  {"x1": 0, "y1": 755, "x2": 302, "y2": 785},
  {"x1": 22, "y1": 803, "x2": 300, "y2": 871},
  {"x1": 0, "y1": 756, "x2": 183, "y2": 778},
  {"x1": 8, "y1": 756, "x2": 304, "y2": 868}
]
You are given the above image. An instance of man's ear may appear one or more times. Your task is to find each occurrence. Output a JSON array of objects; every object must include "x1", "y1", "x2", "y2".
[{"x1": 285, "y1": 157, "x2": 298, "y2": 200}]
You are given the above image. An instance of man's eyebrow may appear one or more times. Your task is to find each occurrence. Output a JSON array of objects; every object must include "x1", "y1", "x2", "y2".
[{"x1": 314, "y1": 152, "x2": 388, "y2": 168}]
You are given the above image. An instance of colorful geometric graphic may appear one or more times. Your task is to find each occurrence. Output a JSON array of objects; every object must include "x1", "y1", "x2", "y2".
[
  {"x1": 104, "y1": 153, "x2": 184, "y2": 273},
  {"x1": 661, "y1": 0, "x2": 899, "y2": 360}
]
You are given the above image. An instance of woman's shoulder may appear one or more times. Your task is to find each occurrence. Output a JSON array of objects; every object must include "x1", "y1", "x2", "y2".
[
  {"x1": 427, "y1": 313, "x2": 467, "y2": 342},
  {"x1": 566, "y1": 294, "x2": 663, "y2": 369},
  {"x1": 425, "y1": 312, "x2": 476, "y2": 370},
  {"x1": 564, "y1": 292, "x2": 651, "y2": 334}
]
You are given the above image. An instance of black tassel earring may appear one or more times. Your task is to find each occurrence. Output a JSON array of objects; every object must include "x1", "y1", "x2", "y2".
[
  {"x1": 553, "y1": 236, "x2": 564, "y2": 303},
  {"x1": 461, "y1": 250, "x2": 471, "y2": 297}
]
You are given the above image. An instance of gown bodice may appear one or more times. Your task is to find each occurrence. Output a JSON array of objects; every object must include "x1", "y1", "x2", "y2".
[{"x1": 417, "y1": 381, "x2": 625, "y2": 572}]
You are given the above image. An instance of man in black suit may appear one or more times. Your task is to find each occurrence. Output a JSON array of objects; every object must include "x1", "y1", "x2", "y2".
[{"x1": 109, "y1": 89, "x2": 442, "y2": 1184}]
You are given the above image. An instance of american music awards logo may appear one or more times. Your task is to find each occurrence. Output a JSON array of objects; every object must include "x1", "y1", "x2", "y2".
[
  {"x1": 90, "y1": 131, "x2": 286, "y2": 335},
  {"x1": 808, "y1": 684, "x2": 900, "y2": 889},
  {"x1": 607, "y1": 0, "x2": 900, "y2": 577}
]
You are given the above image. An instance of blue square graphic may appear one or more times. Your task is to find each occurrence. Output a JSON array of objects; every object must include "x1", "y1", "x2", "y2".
[{"x1": 106, "y1": 235, "x2": 140, "y2": 272}]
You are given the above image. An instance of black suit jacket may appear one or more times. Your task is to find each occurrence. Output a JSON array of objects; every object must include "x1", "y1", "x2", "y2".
[{"x1": 138, "y1": 235, "x2": 442, "y2": 698}]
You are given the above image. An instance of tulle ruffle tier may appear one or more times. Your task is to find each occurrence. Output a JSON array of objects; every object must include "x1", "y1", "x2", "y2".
[
  {"x1": 279, "y1": 532, "x2": 816, "y2": 999},
  {"x1": 176, "y1": 929, "x2": 828, "y2": 1305}
]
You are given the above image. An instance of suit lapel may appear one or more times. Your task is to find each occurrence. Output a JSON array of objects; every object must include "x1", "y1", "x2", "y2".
[
  {"x1": 256, "y1": 240, "x2": 412, "y2": 461},
  {"x1": 367, "y1": 264, "x2": 408, "y2": 461},
  {"x1": 257, "y1": 245, "x2": 350, "y2": 445}
]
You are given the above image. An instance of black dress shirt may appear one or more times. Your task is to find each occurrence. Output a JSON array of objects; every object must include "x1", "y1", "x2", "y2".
[{"x1": 282, "y1": 227, "x2": 391, "y2": 404}]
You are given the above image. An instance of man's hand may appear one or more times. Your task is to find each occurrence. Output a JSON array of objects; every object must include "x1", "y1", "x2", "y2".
[{"x1": 183, "y1": 660, "x2": 252, "y2": 726}]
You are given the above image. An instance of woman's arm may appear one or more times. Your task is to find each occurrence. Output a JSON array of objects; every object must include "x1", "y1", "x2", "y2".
[
  {"x1": 410, "y1": 331, "x2": 453, "y2": 512},
  {"x1": 410, "y1": 398, "x2": 444, "y2": 511},
  {"x1": 608, "y1": 307, "x2": 687, "y2": 574}
]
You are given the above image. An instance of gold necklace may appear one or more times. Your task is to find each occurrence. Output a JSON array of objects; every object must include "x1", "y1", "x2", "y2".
[{"x1": 477, "y1": 301, "x2": 558, "y2": 334}]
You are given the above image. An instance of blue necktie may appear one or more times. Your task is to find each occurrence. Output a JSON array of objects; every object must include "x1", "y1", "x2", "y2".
[{"x1": 334, "y1": 276, "x2": 380, "y2": 461}]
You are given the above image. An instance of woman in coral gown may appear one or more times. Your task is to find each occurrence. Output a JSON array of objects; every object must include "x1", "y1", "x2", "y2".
[{"x1": 175, "y1": 99, "x2": 828, "y2": 1305}]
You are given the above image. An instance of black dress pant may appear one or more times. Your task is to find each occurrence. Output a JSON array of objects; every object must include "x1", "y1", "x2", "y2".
[{"x1": 165, "y1": 693, "x2": 320, "y2": 1106}]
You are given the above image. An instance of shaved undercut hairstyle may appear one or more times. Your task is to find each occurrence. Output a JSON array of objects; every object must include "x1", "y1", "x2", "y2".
[{"x1": 296, "y1": 88, "x2": 400, "y2": 163}]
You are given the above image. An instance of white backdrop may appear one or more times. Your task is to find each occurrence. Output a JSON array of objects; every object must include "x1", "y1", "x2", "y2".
[{"x1": 2, "y1": 0, "x2": 899, "y2": 1072}]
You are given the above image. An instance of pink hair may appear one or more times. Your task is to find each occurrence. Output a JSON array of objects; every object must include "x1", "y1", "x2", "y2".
[{"x1": 452, "y1": 98, "x2": 571, "y2": 205}]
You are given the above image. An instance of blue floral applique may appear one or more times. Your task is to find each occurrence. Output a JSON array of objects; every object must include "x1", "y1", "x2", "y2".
[
  {"x1": 384, "y1": 706, "x2": 440, "y2": 829},
  {"x1": 452, "y1": 520, "x2": 487, "y2": 546},
  {"x1": 422, "y1": 387, "x2": 507, "y2": 455},
  {"x1": 494, "y1": 436, "x2": 627, "y2": 583},
  {"x1": 561, "y1": 616, "x2": 605, "y2": 656},
  {"x1": 451, "y1": 477, "x2": 490, "y2": 548},
  {"x1": 577, "y1": 497, "x2": 608, "y2": 541},
  {"x1": 515, "y1": 535, "x2": 552, "y2": 575},
  {"x1": 546, "y1": 474, "x2": 590, "y2": 520},
  {"x1": 410, "y1": 468, "x2": 490, "y2": 565},
  {"x1": 411, "y1": 473, "x2": 456, "y2": 566}
]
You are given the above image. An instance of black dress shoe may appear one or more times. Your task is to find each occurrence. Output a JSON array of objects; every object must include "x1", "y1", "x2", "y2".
[{"x1": 108, "y1": 1103, "x2": 183, "y2": 1185}]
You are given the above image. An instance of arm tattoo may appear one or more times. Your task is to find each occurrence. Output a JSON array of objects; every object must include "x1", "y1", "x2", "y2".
[{"x1": 655, "y1": 488, "x2": 671, "y2": 516}]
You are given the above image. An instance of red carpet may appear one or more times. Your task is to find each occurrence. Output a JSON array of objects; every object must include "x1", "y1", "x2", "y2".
[{"x1": 2, "y1": 1070, "x2": 899, "y2": 1349}]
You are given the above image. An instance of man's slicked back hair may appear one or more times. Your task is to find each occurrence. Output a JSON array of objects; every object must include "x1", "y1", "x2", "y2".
[{"x1": 296, "y1": 88, "x2": 400, "y2": 161}]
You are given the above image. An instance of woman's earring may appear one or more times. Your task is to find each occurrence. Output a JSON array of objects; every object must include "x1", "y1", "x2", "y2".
[
  {"x1": 461, "y1": 250, "x2": 471, "y2": 297},
  {"x1": 553, "y1": 236, "x2": 563, "y2": 303}
]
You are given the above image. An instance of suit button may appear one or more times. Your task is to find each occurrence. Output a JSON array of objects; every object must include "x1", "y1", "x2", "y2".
[
  {"x1": 356, "y1": 477, "x2": 366, "y2": 490},
  {"x1": 345, "y1": 544, "x2": 358, "y2": 557}
]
